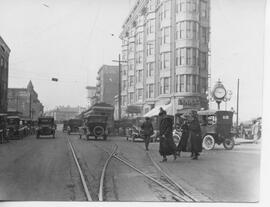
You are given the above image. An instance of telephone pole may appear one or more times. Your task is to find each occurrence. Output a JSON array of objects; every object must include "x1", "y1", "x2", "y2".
[
  {"x1": 112, "y1": 54, "x2": 127, "y2": 120},
  {"x1": 236, "y1": 78, "x2": 240, "y2": 133}
]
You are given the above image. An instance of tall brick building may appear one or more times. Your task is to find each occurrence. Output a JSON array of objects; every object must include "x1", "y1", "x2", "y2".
[
  {"x1": 95, "y1": 65, "x2": 119, "y2": 105},
  {"x1": 120, "y1": 0, "x2": 210, "y2": 117},
  {"x1": 0, "y1": 36, "x2": 11, "y2": 113}
]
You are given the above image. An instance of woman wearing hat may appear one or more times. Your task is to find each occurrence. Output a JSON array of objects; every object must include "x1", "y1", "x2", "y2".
[
  {"x1": 158, "y1": 109, "x2": 177, "y2": 162},
  {"x1": 189, "y1": 110, "x2": 202, "y2": 160},
  {"x1": 176, "y1": 117, "x2": 189, "y2": 156}
]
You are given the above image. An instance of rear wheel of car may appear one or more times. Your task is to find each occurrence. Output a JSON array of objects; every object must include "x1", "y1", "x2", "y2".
[
  {"x1": 202, "y1": 134, "x2": 215, "y2": 150},
  {"x1": 223, "y1": 138, "x2": 235, "y2": 150},
  {"x1": 93, "y1": 126, "x2": 104, "y2": 137}
]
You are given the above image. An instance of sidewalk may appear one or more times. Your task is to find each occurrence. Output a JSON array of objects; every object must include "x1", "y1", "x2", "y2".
[{"x1": 234, "y1": 138, "x2": 259, "y2": 145}]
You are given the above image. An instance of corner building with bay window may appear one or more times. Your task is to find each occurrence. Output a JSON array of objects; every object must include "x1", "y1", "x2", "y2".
[{"x1": 120, "y1": 0, "x2": 210, "y2": 118}]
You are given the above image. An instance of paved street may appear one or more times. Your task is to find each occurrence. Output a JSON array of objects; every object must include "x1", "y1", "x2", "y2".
[{"x1": 0, "y1": 129, "x2": 261, "y2": 202}]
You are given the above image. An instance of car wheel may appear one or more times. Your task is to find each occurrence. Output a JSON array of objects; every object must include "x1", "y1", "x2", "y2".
[
  {"x1": 93, "y1": 126, "x2": 104, "y2": 137},
  {"x1": 223, "y1": 138, "x2": 235, "y2": 150},
  {"x1": 202, "y1": 134, "x2": 215, "y2": 150}
]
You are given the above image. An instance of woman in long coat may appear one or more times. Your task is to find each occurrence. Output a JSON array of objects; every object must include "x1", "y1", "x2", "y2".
[
  {"x1": 189, "y1": 111, "x2": 202, "y2": 160},
  {"x1": 159, "y1": 110, "x2": 177, "y2": 162},
  {"x1": 176, "y1": 120, "x2": 189, "y2": 156}
]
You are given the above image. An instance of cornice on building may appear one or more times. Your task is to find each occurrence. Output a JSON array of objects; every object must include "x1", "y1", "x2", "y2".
[{"x1": 120, "y1": 0, "x2": 148, "y2": 39}]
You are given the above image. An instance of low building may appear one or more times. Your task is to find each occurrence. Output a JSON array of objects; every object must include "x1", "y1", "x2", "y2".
[
  {"x1": 45, "y1": 106, "x2": 86, "y2": 121},
  {"x1": 8, "y1": 81, "x2": 44, "y2": 119},
  {"x1": 0, "y1": 36, "x2": 11, "y2": 113}
]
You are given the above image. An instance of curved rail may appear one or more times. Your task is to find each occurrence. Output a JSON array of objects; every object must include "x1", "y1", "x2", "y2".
[
  {"x1": 99, "y1": 145, "x2": 118, "y2": 201},
  {"x1": 147, "y1": 151, "x2": 196, "y2": 202},
  {"x1": 67, "y1": 137, "x2": 92, "y2": 201},
  {"x1": 93, "y1": 143, "x2": 189, "y2": 201}
]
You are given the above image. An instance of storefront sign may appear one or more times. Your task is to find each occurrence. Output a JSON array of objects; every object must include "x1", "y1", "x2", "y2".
[{"x1": 178, "y1": 97, "x2": 200, "y2": 107}]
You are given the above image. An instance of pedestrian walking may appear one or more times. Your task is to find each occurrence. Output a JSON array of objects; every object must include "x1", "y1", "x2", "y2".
[
  {"x1": 176, "y1": 119, "x2": 189, "y2": 157},
  {"x1": 141, "y1": 117, "x2": 154, "y2": 151},
  {"x1": 252, "y1": 120, "x2": 260, "y2": 144},
  {"x1": 189, "y1": 111, "x2": 202, "y2": 160},
  {"x1": 158, "y1": 110, "x2": 177, "y2": 162}
]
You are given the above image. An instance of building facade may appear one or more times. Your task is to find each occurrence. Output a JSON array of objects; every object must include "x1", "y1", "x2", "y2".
[
  {"x1": 86, "y1": 86, "x2": 98, "y2": 107},
  {"x1": 95, "y1": 65, "x2": 119, "y2": 105},
  {"x1": 120, "y1": 0, "x2": 210, "y2": 117},
  {"x1": 45, "y1": 106, "x2": 86, "y2": 121},
  {"x1": 8, "y1": 81, "x2": 44, "y2": 119},
  {"x1": 0, "y1": 36, "x2": 11, "y2": 113}
]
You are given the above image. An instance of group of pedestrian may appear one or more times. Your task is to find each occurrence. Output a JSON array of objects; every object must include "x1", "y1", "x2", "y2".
[{"x1": 141, "y1": 108, "x2": 203, "y2": 162}]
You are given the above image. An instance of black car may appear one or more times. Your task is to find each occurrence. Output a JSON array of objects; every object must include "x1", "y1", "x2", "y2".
[
  {"x1": 36, "y1": 117, "x2": 56, "y2": 139},
  {"x1": 6, "y1": 116, "x2": 24, "y2": 139},
  {"x1": 79, "y1": 115, "x2": 108, "y2": 140},
  {"x1": 0, "y1": 114, "x2": 8, "y2": 143},
  {"x1": 67, "y1": 119, "x2": 83, "y2": 135}
]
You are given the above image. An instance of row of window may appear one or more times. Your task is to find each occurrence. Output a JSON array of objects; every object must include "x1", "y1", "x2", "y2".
[
  {"x1": 123, "y1": 49, "x2": 207, "y2": 78},
  {"x1": 121, "y1": 75, "x2": 207, "y2": 105},
  {"x1": 123, "y1": 23, "x2": 208, "y2": 51}
]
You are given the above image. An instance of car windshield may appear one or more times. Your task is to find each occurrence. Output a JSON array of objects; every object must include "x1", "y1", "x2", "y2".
[
  {"x1": 39, "y1": 119, "x2": 53, "y2": 124},
  {"x1": 7, "y1": 118, "x2": 19, "y2": 125},
  {"x1": 69, "y1": 119, "x2": 82, "y2": 125},
  {"x1": 87, "y1": 116, "x2": 107, "y2": 123}
]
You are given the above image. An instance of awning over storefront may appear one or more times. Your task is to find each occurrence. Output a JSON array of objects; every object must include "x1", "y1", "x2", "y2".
[{"x1": 144, "y1": 103, "x2": 172, "y2": 117}]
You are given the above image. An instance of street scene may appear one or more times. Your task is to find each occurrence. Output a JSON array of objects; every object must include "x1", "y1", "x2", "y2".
[{"x1": 0, "y1": 0, "x2": 265, "y2": 203}]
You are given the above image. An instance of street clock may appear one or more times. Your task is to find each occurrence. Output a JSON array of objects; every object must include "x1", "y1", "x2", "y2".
[{"x1": 213, "y1": 87, "x2": 226, "y2": 99}]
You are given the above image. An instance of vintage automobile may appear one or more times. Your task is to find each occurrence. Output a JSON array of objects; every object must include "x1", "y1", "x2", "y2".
[
  {"x1": 6, "y1": 116, "x2": 25, "y2": 139},
  {"x1": 198, "y1": 110, "x2": 235, "y2": 150},
  {"x1": 79, "y1": 115, "x2": 108, "y2": 140},
  {"x1": 67, "y1": 119, "x2": 83, "y2": 135},
  {"x1": 36, "y1": 117, "x2": 56, "y2": 139},
  {"x1": 0, "y1": 114, "x2": 8, "y2": 143}
]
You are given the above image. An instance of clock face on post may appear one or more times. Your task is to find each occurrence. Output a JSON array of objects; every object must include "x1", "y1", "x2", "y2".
[{"x1": 214, "y1": 87, "x2": 226, "y2": 99}]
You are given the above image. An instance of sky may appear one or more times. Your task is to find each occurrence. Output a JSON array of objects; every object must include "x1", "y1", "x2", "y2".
[{"x1": 0, "y1": 0, "x2": 266, "y2": 122}]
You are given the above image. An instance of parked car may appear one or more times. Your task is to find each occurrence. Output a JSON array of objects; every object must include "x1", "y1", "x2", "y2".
[
  {"x1": 67, "y1": 119, "x2": 83, "y2": 135},
  {"x1": 6, "y1": 116, "x2": 24, "y2": 139},
  {"x1": 79, "y1": 115, "x2": 108, "y2": 140},
  {"x1": 0, "y1": 114, "x2": 8, "y2": 143},
  {"x1": 198, "y1": 110, "x2": 235, "y2": 150},
  {"x1": 36, "y1": 117, "x2": 56, "y2": 139}
]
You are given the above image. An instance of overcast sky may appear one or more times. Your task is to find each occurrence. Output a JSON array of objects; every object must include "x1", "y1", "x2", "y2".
[{"x1": 0, "y1": 0, "x2": 266, "y2": 121}]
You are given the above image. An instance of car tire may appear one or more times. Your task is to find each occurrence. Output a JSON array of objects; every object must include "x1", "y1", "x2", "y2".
[
  {"x1": 202, "y1": 134, "x2": 215, "y2": 150},
  {"x1": 93, "y1": 126, "x2": 104, "y2": 137},
  {"x1": 223, "y1": 138, "x2": 235, "y2": 150}
]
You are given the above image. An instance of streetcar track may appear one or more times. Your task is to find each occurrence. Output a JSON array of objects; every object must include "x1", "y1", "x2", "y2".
[
  {"x1": 93, "y1": 142, "x2": 193, "y2": 201},
  {"x1": 67, "y1": 137, "x2": 92, "y2": 201}
]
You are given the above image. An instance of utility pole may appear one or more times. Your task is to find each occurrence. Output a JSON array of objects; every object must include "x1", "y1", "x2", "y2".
[
  {"x1": 112, "y1": 54, "x2": 127, "y2": 120},
  {"x1": 236, "y1": 78, "x2": 240, "y2": 133},
  {"x1": 29, "y1": 93, "x2": 32, "y2": 119}
]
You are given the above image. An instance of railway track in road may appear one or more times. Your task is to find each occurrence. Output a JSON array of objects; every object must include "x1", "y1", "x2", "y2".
[
  {"x1": 67, "y1": 134, "x2": 196, "y2": 202},
  {"x1": 94, "y1": 143, "x2": 196, "y2": 202}
]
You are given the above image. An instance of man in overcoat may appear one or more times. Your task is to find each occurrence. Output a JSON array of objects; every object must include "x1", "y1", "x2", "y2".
[
  {"x1": 176, "y1": 119, "x2": 189, "y2": 156},
  {"x1": 141, "y1": 117, "x2": 154, "y2": 151},
  {"x1": 159, "y1": 110, "x2": 177, "y2": 162},
  {"x1": 189, "y1": 111, "x2": 202, "y2": 160}
]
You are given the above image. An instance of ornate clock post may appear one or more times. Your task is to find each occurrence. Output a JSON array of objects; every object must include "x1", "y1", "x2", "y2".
[{"x1": 210, "y1": 79, "x2": 232, "y2": 110}]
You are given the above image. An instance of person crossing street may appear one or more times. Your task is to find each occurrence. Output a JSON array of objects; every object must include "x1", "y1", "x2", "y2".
[{"x1": 141, "y1": 117, "x2": 154, "y2": 151}]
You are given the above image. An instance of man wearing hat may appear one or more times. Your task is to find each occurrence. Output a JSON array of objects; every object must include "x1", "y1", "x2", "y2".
[
  {"x1": 189, "y1": 110, "x2": 202, "y2": 160},
  {"x1": 176, "y1": 115, "x2": 189, "y2": 156},
  {"x1": 141, "y1": 117, "x2": 154, "y2": 151},
  {"x1": 158, "y1": 110, "x2": 177, "y2": 162}
]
